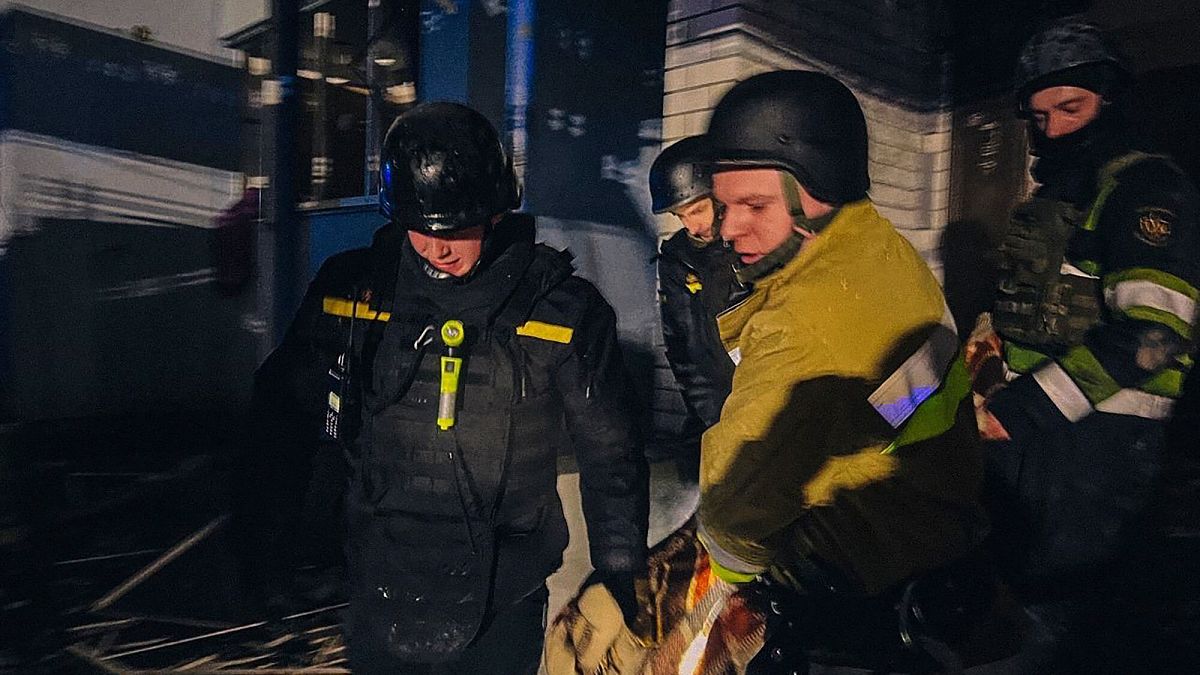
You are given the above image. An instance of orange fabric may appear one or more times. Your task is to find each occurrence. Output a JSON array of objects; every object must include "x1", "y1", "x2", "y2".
[
  {"x1": 546, "y1": 520, "x2": 767, "y2": 675},
  {"x1": 965, "y1": 313, "x2": 1012, "y2": 441}
]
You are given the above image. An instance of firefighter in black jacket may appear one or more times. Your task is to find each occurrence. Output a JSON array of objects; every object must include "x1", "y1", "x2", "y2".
[
  {"x1": 652, "y1": 135, "x2": 746, "y2": 438},
  {"x1": 243, "y1": 102, "x2": 648, "y2": 674},
  {"x1": 971, "y1": 18, "x2": 1200, "y2": 672}
]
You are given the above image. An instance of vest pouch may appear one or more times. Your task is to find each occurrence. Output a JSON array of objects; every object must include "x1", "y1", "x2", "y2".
[
  {"x1": 345, "y1": 472, "x2": 494, "y2": 663},
  {"x1": 993, "y1": 197, "x2": 1080, "y2": 347},
  {"x1": 365, "y1": 311, "x2": 435, "y2": 412},
  {"x1": 348, "y1": 333, "x2": 521, "y2": 664},
  {"x1": 1041, "y1": 272, "x2": 1102, "y2": 347}
]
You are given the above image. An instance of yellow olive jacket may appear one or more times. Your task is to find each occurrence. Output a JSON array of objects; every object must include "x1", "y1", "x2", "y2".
[{"x1": 698, "y1": 200, "x2": 984, "y2": 595}]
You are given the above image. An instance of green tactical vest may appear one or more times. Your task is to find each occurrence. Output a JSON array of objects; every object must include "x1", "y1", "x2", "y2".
[{"x1": 993, "y1": 151, "x2": 1167, "y2": 355}]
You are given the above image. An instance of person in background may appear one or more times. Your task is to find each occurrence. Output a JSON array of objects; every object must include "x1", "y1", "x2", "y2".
[
  {"x1": 651, "y1": 134, "x2": 747, "y2": 476},
  {"x1": 970, "y1": 16, "x2": 1200, "y2": 672}
]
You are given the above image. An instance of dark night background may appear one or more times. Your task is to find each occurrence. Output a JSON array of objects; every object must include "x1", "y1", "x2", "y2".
[{"x1": 1, "y1": 0, "x2": 1197, "y2": 671}]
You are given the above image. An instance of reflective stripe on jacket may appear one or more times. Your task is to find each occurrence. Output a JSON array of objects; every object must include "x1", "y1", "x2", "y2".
[{"x1": 1002, "y1": 154, "x2": 1199, "y2": 422}]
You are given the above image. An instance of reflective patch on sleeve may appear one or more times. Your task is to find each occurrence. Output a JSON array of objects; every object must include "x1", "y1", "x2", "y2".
[
  {"x1": 1095, "y1": 388, "x2": 1175, "y2": 420},
  {"x1": 882, "y1": 357, "x2": 971, "y2": 454},
  {"x1": 696, "y1": 519, "x2": 764, "y2": 583},
  {"x1": 1105, "y1": 279, "x2": 1197, "y2": 340},
  {"x1": 869, "y1": 311, "x2": 959, "y2": 429},
  {"x1": 1107, "y1": 280, "x2": 1196, "y2": 317},
  {"x1": 322, "y1": 296, "x2": 391, "y2": 322},
  {"x1": 515, "y1": 320, "x2": 574, "y2": 344},
  {"x1": 1061, "y1": 262, "x2": 1100, "y2": 279},
  {"x1": 1032, "y1": 362, "x2": 1094, "y2": 422}
]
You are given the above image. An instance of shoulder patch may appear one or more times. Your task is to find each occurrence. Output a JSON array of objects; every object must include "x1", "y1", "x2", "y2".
[
  {"x1": 1135, "y1": 207, "x2": 1174, "y2": 247},
  {"x1": 515, "y1": 320, "x2": 574, "y2": 344},
  {"x1": 322, "y1": 296, "x2": 391, "y2": 321}
]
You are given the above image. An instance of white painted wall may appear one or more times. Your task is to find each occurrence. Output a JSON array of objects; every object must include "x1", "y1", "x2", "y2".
[
  {"x1": 662, "y1": 1, "x2": 953, "y2": 278},
  {"x1": 3, "y1": 0, "x2": 268, "y2": 61}
]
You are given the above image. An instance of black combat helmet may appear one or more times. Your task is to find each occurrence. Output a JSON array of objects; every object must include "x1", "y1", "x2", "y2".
[
  {"x1": 379, "y1": 102, "x2": 520, "y2": 232},
  {"x1": 706, "y1": 70, "x2": 869, "y2": 205},
  {"x1": 649, "y1": 135, "x2": 712, "y2": 214},
  {"x1": 1014, "y1": 17, "x2": 1127, "y2": 106}
]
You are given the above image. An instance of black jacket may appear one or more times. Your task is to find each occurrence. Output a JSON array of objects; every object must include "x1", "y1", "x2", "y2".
[
  {"x1": 237, "y1": 215, "x2": 648, "y2": 615},
  {"x1": 657, "y1": 229, "x2": 744, "y2": 430}
]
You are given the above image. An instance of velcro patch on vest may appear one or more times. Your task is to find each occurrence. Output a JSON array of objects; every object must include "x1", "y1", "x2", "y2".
[
  {"x1": 322, "y1": 296, "x2": 391, "y2": 322},
  {"x1": 515, "y1": 320, "x2": 573, "y2": 344}
]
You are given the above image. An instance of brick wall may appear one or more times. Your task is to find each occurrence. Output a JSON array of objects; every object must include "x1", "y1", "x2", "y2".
[{"x1": 660, "y1": 0, "x2": 954, "y2": 276}]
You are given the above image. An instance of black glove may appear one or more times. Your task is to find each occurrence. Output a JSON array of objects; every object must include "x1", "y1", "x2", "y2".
[
  {"x1": 586, "y1": 570, "x2": 639, "y2": 627},
  {"x1": 745, "y1": 576, "x2": 810, "y2": 675}
]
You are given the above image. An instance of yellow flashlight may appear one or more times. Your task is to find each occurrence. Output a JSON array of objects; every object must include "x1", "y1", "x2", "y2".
[{"x1": 437, "y1": 320, "x2": 464, "y2": 430}]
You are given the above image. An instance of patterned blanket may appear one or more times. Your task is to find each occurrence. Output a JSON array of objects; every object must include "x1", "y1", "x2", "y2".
[{"x1": 546, "y1": 519, "x2": 766, "y2": 675}]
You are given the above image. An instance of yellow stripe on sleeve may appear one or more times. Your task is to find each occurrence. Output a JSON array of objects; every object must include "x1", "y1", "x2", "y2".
[
  {"x1": 515, "y1": 320, "x2": 574, "y2": 344},
  {"x1": 322, "y1": 297, "x2": 391, "y2": 322}
]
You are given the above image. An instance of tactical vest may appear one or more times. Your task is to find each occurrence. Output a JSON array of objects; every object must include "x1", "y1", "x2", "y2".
[
  {"x1": 343, "y1": 250, "x2": 571, "y2": 663},
  {"x1": 993, "y1": 152, "x2": 1166, "y2": 356}
]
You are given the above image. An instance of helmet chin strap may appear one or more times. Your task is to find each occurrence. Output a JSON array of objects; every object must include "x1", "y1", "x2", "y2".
[
  {"x1": 781, "y1": 171, "x2": 833, "y2": 236},
  {"x1": 734, "y1": 230, "x2": 806, "y2": 285},
  {"x1": 732, "y1": 172, "x2": 839, "y2": 285}
]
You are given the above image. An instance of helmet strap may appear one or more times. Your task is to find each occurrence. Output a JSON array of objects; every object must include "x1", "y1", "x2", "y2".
[
  {"x1": 730, "y1": 173, "x2": 841, "y2": 285},
  {"x1": 780, "y1": 172, "x2": 836, "y2": 236},
  {"x1": 735, "y1": 230, "x2": 805, "y2": 285}
]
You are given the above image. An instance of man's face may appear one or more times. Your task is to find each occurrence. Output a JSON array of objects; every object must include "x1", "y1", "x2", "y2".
[
  {"x1": 1028, "y1": 86, "x2": 1103, "y2": 139},
  {"x1": 407, "y1": 224, "x2": 486, "y2": 277},
  {"x1": 672, "y1": 196, "x2": 717, "y2": 241},
  {"x1": 713, "y1": 169, "x2": 800, "y2": 265}
]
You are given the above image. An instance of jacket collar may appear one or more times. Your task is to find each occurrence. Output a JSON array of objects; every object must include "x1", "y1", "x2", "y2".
[{"x1": 751, "y1": 199, "x2": 881, "y2": 291}]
